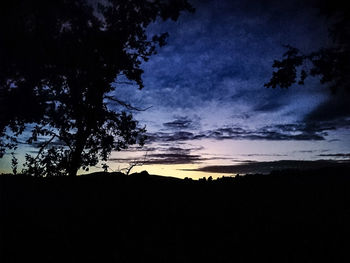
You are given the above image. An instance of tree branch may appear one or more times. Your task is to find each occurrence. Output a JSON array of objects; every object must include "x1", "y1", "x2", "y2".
[
  {"x1": 35, "y1": 134, "x2": 56, "y2": 160},
  {"x1": 123, "y1": 151, "x2": 148, "y2": 175},
  {"x1": 104, "y1": 95, "x2": 152, "y2": 111},
  {"x1": 45, "y1": 130, "x2": 73, "y2": 152}
]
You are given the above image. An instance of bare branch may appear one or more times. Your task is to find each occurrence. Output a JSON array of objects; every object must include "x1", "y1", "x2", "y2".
[
  {"x1": 104, "y1": 95, "x2": 152, "y2": 111},
  {"x1": 35, "y1": 134, "x2": 56, "y2": 160},
  {"x1": 45, "y1": 130, "x2": 73, "y2": 152},
  {"x1": 123, "y1": 151, "x2": 148, "y2": 175}
]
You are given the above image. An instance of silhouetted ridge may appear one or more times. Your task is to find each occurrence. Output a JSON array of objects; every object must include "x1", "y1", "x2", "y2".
[{"x1": 1, "y1": 167, "x2": 350, "y2": 262}]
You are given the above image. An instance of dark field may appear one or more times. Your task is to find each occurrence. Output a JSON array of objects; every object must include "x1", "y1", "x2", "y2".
[{"x1": 1, "y1": 166, "x2": 350, "y2": 262}]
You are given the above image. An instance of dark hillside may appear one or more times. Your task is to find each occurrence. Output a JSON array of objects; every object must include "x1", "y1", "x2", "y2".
[{"x1": 1, "y1": 167, "x2": 350, "y2": 262}]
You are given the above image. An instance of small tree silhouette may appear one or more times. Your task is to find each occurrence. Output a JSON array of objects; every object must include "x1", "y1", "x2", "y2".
[
  {"x1": 0, "y1": 0, "x2": 194, "y2": 176},
  {"x1": 121, "y1": 152, "x2": 148, "y2": 175},
  {"x1": 10, "y1": 153, "x2": 18, "y2": 175}
]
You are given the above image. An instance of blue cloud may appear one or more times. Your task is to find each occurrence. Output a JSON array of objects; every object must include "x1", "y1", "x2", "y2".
[{"x1": 108, "y1": 0, "x2": 345, "y2": 146}]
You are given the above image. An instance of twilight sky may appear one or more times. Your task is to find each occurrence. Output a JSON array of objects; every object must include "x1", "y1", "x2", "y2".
[{"x1": 1, "y1": 0, "x2": 349, "y2": 178}]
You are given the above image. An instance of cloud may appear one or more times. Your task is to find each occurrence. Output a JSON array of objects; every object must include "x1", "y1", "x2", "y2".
[
  {"x1": 240, "y1": 153, "x2": 288, "y2": 157},
  {"x1": 107, "y1": 0, "x2": 342, "y2": 152},
  {"x1": 304, "y1": 91, "x2": 350, "y2": 123},
  {"x1": 145, "y1": 153, "x2": 204, "y2": 164},
  {"x1": 162, "y1": 115, "x2": 201, "y2": 130},
  {"x1": 110, "y1": 152, "x2": 205, "y2": 165},
  {"x1": 167, "y1": 146, "x2": 191, "y2": 153},
  {"x1": 109, "y1": 144, "x2": 210, "y2": 165},
  {"x1": 132, "y1": 0, "x2": 328, "y2": 112},
  {"x1": 254, "y1": 101, "x2": 285, "y2": 112},
  {"x1": 208, "y1": 125, "x2": 326, "y2": 140},
  {"x1": 146, "y1": 122, "x2": 332, "y2": 143},
  {"x1": 163, "y1": 118, "x2": 192, "y2": 129},
  {"x1": 146, "y1": 131, "x2": 197, "y2": 142},
  {"x1": 318, "y1": 153, "x2": 350, "y2": 158},
  {"x1": 183, "y1": 160, "x2": 347, "y2": 174},
  {"x1": 166, "y1": 145, "x2": 204, "y2": 153}
]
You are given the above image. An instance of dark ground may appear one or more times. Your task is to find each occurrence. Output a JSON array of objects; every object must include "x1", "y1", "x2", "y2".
[{"x1": 1, "y1": 166, "x2": 350, "y2": 262}]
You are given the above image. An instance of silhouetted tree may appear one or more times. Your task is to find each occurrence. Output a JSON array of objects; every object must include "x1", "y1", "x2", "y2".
[
  {"x1": 0, "y1": 0, "x2": 194, "y2": 176},
  {"x1": 265, "y1": 0, "x2": 349, "y2": 94},
  {"x1": 122, "y1": 152, "x2": 148, "y2": 175},
  {"x1": 10, "y1": 153, "x2": 18, "y2": 175}
]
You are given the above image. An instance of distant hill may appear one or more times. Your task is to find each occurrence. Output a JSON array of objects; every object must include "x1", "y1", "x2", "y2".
[{"x1": 1, "y1": 166, "x2": 350, "y2": 262}]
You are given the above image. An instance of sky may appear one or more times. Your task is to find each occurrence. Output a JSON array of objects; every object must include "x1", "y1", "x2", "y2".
[{"x1": 1, "y1": 0, "x2": 349, "y2": 178}]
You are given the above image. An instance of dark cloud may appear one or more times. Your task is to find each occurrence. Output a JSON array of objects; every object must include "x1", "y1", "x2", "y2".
[
  {"x1": 121, "y1": 144, "x2": 204, "y2": 157},
  {"x1": 300, "y1": 92, "x2": 350, "y2": 139},
  {"x1": 163, "y1": 118, "x2": 192, "y2": 129},
  {"x1": 208, "y1": 125, "x2": 326, "y2": 140},
  {"x1": 145, "y1": 153, "x2": 203, "y2": 164},
  {"x1": 163, "y1": 116, "x2": 200, "y2": 130},
  {"x1": 183, "y1": 160, "x2": 347, "y2": 174},
  {"x1": 104, "y1": 0, "x2": 345, "y2": 159},
  {"x1": 112, "y1": 0, "x2": 328, "y2": 112},
  {"x1": 124, "y1": 146, "x2": 158, "y2": 152},
  {"x1": 109, "y1": 145, "x2": 210, "y2": 165},
  {"x1": 146, "y1": 131, "x2": 196, "y2": 142},
  {"x1": 110, "y1": 152, "x2": 204, "y2": 165},
  {"x1": 166, "y1": 145, "x2": 204, "y2": 153},
  {"x1": 240, "y1": 153, "x2": 288, "y2": 157},
  {"x1": 304, "y1": 91, "x2": 350, "y2": 124},
  {"x1": 167, "y1": 146, "x2": 191, "y2": 153},
  {"x1": 147, "y1": 122, "x2": 332, "y2": 143},
  {"x1": 318, "y1": 153, "x2": 350, "y2": 158},
  {"x1": 254, "y1": 101, "x2": 285, "y2": 112}
]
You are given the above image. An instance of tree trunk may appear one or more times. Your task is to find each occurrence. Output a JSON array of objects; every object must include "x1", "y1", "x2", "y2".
[
  {"x1": 68, "y1": 127, "x2": 87, "y2": 177},
  {"x1": 68, "y1": 148, "x2": 83, "y2": 177}
]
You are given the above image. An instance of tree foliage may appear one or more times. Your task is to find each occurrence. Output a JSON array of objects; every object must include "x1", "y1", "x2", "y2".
[
  {"x1": 0, "y1": 0, "x2": 194, "y2": 176},
  {"x1": 265, "y1": 0, "x2": 349, "y2": 94}
]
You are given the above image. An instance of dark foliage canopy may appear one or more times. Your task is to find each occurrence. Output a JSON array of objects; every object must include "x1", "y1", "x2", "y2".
[{"x1": 0, "y1": 0, "x2": 194, "y2": 176}]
